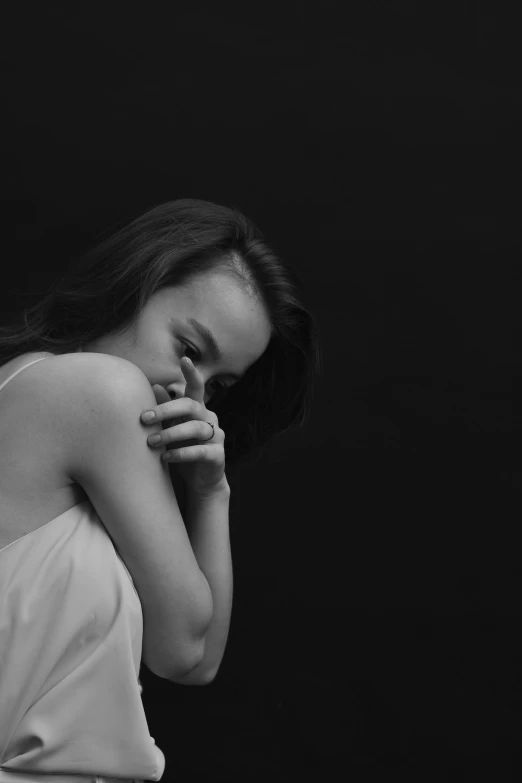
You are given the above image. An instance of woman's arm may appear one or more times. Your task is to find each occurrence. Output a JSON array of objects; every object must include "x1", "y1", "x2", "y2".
[
  {"x1": 143, "y1": 357, "x2": 234, "y2": 684},
  {"x1": 171, "y1": 481, "x2": 233, "y2": 685}
]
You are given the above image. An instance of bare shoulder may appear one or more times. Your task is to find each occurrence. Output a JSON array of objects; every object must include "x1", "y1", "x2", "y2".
[
  {"x1": 0, "y1": 352, "x2": 157, "y2": 537},
  {"x1": 25, "y1": 351, "x2": 154, "y2": 413},
  {"x1": 32, "y1": 351, "x2": 150, "y2": 393},
  {"x1": 19, "y1": 352, "x2": 158, "y2": 467}
]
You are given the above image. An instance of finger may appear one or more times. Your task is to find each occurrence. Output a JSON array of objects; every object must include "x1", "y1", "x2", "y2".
[
  {"x1": 149, "y1": 384, "x2": 175, "y2": 428},
  {"x1": 141, "y1": 396, "x2": 203, "y2": 424},
  {"x1": 181, "y1": 357, "x2": 205, "y2": 404},
  {"x1": 139, "y1": 384, "x2": 173, "y2": 426},
  {"x1": 148, "y1": 419, "x2": 220, "y2": 447},
  {"x1": 152, "y1": 384, "x2": 171, "y2": 407},
  {"x1": 162, "y1": 444, "x2": 224, "y2": 462}
]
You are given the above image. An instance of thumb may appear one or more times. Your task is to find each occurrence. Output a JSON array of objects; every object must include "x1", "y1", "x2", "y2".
[{"x1": 152, "y1": 383, "x2": 171, "y2": 406}]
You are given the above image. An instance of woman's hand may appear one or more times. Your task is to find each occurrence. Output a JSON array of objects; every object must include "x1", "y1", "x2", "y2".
[{"x1": 141, "y1": 357, "x2": 228, "y2": 497}]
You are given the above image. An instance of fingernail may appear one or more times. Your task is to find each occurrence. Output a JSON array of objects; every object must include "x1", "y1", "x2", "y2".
[{"x1": 142, "y1": 411, "x2": 155, "y2": 422}]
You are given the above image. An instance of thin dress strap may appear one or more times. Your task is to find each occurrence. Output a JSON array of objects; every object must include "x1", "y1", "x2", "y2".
[{"x1": 0, "y1": 357, "x2": 49, "y2": 393}]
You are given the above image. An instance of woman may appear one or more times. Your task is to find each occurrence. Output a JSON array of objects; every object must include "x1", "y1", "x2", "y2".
[{"x1": 0, "y1": 199, "x2": 321, "y2": 783}]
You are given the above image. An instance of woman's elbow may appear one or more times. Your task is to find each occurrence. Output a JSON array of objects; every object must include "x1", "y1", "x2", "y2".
[
  {"x1": 145, "y1": 637, "x2": 206, "y2": 682},
  {"x1": 168, "y1": 659, "x2": 219, "y2": 686}
]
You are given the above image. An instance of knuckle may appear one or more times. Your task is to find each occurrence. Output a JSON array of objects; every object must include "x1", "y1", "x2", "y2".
[{"x1": 181, "y1": 398, "x2": 193, "y2": 414}]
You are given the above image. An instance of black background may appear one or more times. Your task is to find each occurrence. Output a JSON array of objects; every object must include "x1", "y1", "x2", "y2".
[{"x1": 3, "y1": 2, "x2": 522, "y2": 781}]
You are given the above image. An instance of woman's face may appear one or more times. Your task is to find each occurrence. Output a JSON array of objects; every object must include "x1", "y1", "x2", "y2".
[{"x1": 81, "y1": 269, "x2": 274, "y2": 404}]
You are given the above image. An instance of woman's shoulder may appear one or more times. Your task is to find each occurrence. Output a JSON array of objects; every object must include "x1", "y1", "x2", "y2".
[
  {"x1": 1, "y1": 351, "x2": 155, "y2": 479},
  {"x1": 1, "y1": 351, "x2": 151, "y2": 423},
  {"x1": 14, "y1": 351, "x2": 146, "y2": 388}
]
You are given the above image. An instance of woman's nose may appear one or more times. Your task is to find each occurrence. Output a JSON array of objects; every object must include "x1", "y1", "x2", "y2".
[
  {"x1": 166, "y1": 383, "x2": 184, "y2": 400},
  {"x1": 166, "y1": 381, "x2": 211, "y2": 403}
]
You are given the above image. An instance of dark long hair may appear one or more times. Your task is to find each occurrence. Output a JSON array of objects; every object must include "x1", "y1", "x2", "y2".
[{"x1": 0, "y1": 199, "x2": 322, "y2": 466}]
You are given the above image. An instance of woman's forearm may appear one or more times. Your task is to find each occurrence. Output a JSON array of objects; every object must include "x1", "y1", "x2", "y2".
[{"x1": 174, "y1": 482, "x2": 233, "y2": 685}]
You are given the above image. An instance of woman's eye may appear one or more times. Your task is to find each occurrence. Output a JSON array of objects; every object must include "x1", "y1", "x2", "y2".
[
  {"x1": 179, "y1": 341, "x2": 200, "y2": 362},
  {"x1": 179, "y1": 341, "x2": 227, "y2": 395}
]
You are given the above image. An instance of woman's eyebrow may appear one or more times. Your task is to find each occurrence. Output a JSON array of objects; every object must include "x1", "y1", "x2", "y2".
[
  {"x1": 186, "y1": 317, "x2": 223, "y2": 361},
  {"x1": 185, "y1": 317, "x2": 243, "y2": 381}
]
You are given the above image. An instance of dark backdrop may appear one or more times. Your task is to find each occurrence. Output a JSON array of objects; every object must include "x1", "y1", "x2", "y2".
[{"x1": 3, "y1": 2, "x2": 522, "y2": 781}]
